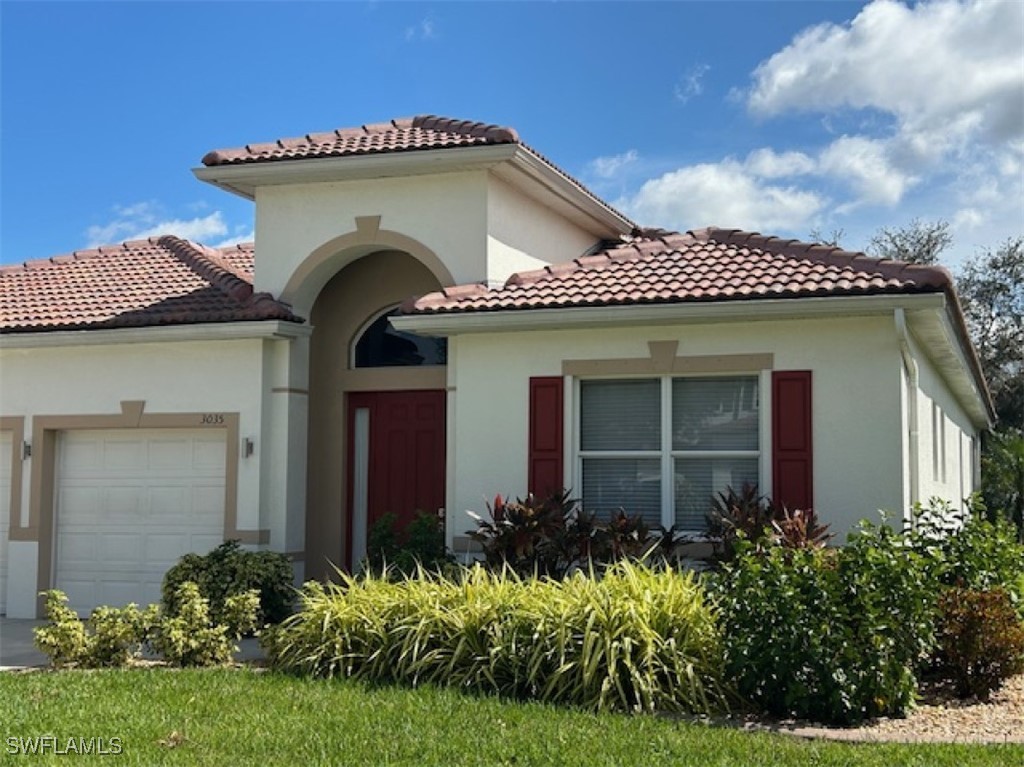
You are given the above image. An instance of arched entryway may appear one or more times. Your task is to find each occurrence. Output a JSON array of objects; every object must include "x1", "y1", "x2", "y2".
[{"x1": 304, "y1": 249, "x2": 448, "y2": 579}]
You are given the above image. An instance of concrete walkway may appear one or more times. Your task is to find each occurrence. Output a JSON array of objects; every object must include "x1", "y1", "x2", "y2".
[
  {"x1": 0, "y1": 619, "x2": 45, "y2": 669},
  {"x1": 0, "y1": 617, "x2": 264, "y2": 670}
]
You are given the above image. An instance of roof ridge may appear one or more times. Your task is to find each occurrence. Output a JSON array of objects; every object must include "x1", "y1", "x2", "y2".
[
  {"x1": 702, "y1": 227, "x2": 952, "y2": 289},
  {"x1": 201, "y1": 114, "x2": 520, "y2": 166},
  {"x1": 157, "y1": 235, "x2": 254, "y2": 303},
  {"x1": 411, "y1": 114, "x2": 519, "y2": 143}
]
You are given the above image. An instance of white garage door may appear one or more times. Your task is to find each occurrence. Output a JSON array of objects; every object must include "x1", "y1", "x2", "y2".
[
  {"x1": 55, "y1": 428, "x2": 226, "y2": 615},
  {"x1": 0, "y1": 430, "x2": 12, "y2": 615}
]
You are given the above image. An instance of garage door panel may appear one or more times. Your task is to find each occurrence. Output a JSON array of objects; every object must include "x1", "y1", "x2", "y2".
[
  {"x1": 59, "y1": 532, "x2": 100, "y2": 564},
  {"x1": 108, "y1": 486, "x2": 147, "y2": 517},
  {"x1": 61, "y1": 439, "x2": 103, "y2": 475},
  {"x1": 193, "y1": 438, "x2": 227, "y2": 471},
  {"x1": 56, "y1": 429, "x2": 228, "y2": 615},
  {"x1": 149, "y1": 485, "x2": 193, "y2": 516},
  {"x1": 100, "y1": 533, "x2": 144, "y2": 564},
  {"x1": 190, "y1": 484, "x2": 224, "y2": 517},
  {"x1": 103, "y1": 439, "x2": 151, "y2": 471}
]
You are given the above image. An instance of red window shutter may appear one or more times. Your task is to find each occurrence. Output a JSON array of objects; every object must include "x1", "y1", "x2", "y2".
[
  {"x1": 772, "y1": 371, "x2": 813, "y2": 510},
  {"x1": 529, "y1": 377, "x2": 564, "y2": 498}
]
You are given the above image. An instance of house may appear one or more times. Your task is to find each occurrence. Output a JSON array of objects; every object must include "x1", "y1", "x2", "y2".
[{"x1": 0, "y1": 115, "x2": 993, "y2": 618}]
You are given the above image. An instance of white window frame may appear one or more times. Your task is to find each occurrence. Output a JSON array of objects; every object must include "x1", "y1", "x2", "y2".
[{"x1": 571, "y1": 370, "x2": 770, "y2": 534}]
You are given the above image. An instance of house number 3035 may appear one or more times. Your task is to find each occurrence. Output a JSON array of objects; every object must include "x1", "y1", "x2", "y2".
[{"x1": 201, "y1": 413, "x2": 225, "y2": 425}]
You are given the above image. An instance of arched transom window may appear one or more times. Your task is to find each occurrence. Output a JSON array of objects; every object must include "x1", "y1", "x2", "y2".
[{"x1": 352, "y1": 307, "x2": 447, "y2": 368}]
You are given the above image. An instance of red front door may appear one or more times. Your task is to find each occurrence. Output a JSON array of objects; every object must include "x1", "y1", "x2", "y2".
[{"x1": 347, "y1": 390, "x2": 446, "y2": 568}]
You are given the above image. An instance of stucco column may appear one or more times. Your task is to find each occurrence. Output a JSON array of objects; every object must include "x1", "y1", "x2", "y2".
[{"x1": 260, "y1": 334, "x2": 310, "y2": 580}]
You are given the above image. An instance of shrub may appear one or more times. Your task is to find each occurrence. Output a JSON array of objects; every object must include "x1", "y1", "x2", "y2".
[
  {"x1": 162, "y1": 540, "x2": 294, "y2": 626},
  {"x1": 935, "y1": 586, "x2": 1024, "y2": 699},
  {"x1": 707, "y1": 484, "x2": 831, "y2": 563},
  {"x1": 35, "y1": 583, "x2": 258, "y2": 669},
  {"x1": 84, "y1": 604, "x2": 154, "y2": 667},
  {"x1": 714, "y1": 520, "x2": 935, "y2": 724},
  {"x1": 264, "y1": 562, "x2": 729, "y2": 715},
  {"x1": 150, "y1": 582, "x2": 259, "y2": 667},
  {"x1": 468, "y1": 491, "x2": 576, "y2": 577},
  {"x1": 365, "y1": 511, "x2": 454, "y2": 577},
  {"x1": 34, "y1": 591, "x2": 90, "y2": 667},
  {"x1": 35, "y1": 592, "x2": 153, "y2": 668},
  {"x1": 466, "y1": 490, "x2": 678, "y2": 577}
]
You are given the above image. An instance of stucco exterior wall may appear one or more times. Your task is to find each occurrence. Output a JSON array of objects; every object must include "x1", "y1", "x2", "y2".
[
  {"x1": 486, "y1": 175, "x2": 599, "y2": 282},
  {"x1": 254, "y1": 172, "x2": 489, "y2": 307},
  {"x1": 446, "y1": 314, "x2": 908, "y2": 547},
  {"x1": 0, "y1": 337, "x2": 288, "y2": 616},
  {"x1": 910, "y1": 330, "x2": 979, "y2": 514}
]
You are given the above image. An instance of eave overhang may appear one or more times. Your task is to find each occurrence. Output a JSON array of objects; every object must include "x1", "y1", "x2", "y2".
[
  {"x1": 0, "y1": 320, "x2": 311, "y2": 350},
  {"x1": 393, "y1": 291, "x2": 994, "y2": 430},
  {"x1": 193, "y1": 144, "x2": 632, "y2": 239}
]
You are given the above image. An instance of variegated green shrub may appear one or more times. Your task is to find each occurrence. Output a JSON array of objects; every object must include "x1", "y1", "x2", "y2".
[{"x1": 263, "y1": 562, "x2": 729, "y2": 714}]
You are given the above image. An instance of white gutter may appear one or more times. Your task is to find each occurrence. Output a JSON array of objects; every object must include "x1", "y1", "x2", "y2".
[
  {"x1": 895, "y1": 308, "x2": 920, "y2": 509},
  {"x1": 0, "y1": 320, "x2": 311, "y2": 350},
  {"x1": 392, "y1": 293, "x2": 947, "y2": 336}
]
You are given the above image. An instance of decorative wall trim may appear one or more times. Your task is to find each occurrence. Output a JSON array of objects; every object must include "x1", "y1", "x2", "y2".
[
  {"x1": 562, "y1": 344, "x2": 774, "y2": 376},
  {"x1": 271, "y1": 387, "x2": 309, "y2": 395},
  {"x1": 0, "y1": 416, "x2": 25, "y2": 541}
]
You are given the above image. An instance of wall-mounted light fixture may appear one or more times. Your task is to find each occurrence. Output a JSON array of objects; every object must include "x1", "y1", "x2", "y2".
[
  {"x1": 242, "y1": 437, "x2": 255, "y2": 458},
  {"x1": 22, "y1": 441, "x2": 31, "y2": 459}
]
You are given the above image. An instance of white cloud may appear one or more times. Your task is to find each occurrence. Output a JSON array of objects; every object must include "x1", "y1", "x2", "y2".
[
  {"x1": 405, "y1": 17, "x2": 436, "y2": 42},
  {"x1": 619, "y1": 158, "x2": 827, "y2": 233},
  {"x1": 587, "y1": 149, "x2": 638, "y2": 180},
  {"x1": 85, "y1": 202, "x2": 230, "y2": 247},
  {"x1": 210, "y1": 228, "x2": 255, "y2": 249},
  {"x1": 747, "y1": 0, "x2": 1023, "y2": 153},
  {"x1": 674, "y1": 64, "x2": 710, "y2": 104},
  {"x1": 743, "y1": 148, "x2": 816, "y2": 179},
  {"x1": 817, "y1": 135, "x2": 916, "y2": 208}
]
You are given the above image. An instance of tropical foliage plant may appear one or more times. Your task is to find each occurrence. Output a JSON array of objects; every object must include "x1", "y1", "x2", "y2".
[{"x1": 263, "y1": 561, "x2": 730, "y2": 715}]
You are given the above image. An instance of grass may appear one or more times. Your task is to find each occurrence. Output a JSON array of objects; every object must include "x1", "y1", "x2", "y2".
[{"x1": 1, "y1": 669, "x2": 1022, "y2": 766}]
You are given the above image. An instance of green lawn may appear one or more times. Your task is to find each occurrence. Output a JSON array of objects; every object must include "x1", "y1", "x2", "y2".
[{"x1": 1, "y1": 669, "x2": 1020, "y2": 766}]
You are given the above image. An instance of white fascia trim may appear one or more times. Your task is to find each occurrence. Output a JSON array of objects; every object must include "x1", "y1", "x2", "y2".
[
  {"x1": 0, "y1": 321, "x2": 311, "y2": 349},
  {"x1": 391, "y1": 293, "x2": 947, "y2": 336},
  {"x1": 933, "y1": 308, "x2": 994, "y2": 430},
  {"x1": 192, "y1": 144, "x2": 520, "y2": 200}
]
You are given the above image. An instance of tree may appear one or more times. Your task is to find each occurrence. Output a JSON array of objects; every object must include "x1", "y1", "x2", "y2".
[
  {"x1": 808, "y1": 227, "x2": 846, "y2": 248},
  {"x1": 980, "y1": 428, "x2": 1024, "y2": 542},
  {"x1": 867, "y1": 218, "x2": 952, "y2": 264},
  {"x1": 865, "y1": 222, "x2": 1023, "y2": 536},
  {"x1": 957, "y1": 237, "x2": 1024, "y2": 430}
]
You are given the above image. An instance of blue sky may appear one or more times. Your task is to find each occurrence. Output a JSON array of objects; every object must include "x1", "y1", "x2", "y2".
[{"x1": 2, "y1": 0, "x2": 1021, "y2": 267}]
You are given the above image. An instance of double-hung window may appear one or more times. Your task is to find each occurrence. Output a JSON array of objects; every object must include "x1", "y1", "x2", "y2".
[{"x1": 578, "y1": 375, "x2": 760, "y2": 531}]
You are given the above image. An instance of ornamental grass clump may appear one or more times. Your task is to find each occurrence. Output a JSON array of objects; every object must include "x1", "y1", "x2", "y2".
[{"x1": 263, "y1": 561, "x2": 729, "y2": 715}]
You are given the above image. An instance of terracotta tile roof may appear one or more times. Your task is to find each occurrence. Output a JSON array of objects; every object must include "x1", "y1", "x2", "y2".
[
  {"x1": 201, "y1": 115, "x2": 520, "y2": 166},
  {"x1": 405, "y1": 227, "x2": 954, "y2": 314},
  {"x1": 0, "y1": 236, "x2": 301, "y2": 333},
  {"x1": 201, "y1": 114, "x2": 634, "y2": 228}
]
